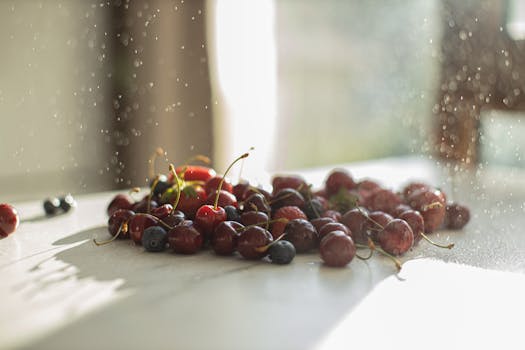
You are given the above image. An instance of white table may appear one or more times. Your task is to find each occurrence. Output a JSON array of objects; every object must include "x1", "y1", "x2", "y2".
[{"x1": 1, "y1": 156, "x2": 525, "y2": 350}]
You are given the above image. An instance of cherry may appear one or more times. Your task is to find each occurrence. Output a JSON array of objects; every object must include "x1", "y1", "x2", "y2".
[
  {"x1": 319, "y1": 222, "x2": 352, "y2": 240},
  {"x1": 402, "y1": 181, "x2": 430, "y2": 199},
  {"x1": 271, "y1": 206, "x2": 307, "y2": 239},
  {"x1": 205, "y1": 190, "x2": 238, "y2": 208},
  {"x1": 161, "y1": 210, "x2": 186, "y2": 228},
  {"x1": 151, "y1": 204, "x2": 174, "y2": 219},
  {"x1": 319, "y1": 231, "x2": 356, "y2": 267},
  {"x1": 407, "y1": 188, "x2": 446, "y2": 232},
  {"x1": 204, "y1": 175, "x2": 233, "y2": 195},
  {"x1": 237, "y1": 226, "x2": 273, "y2": 260},
  {"x1": 445, "y1": 202, "x2": 470, "y2": 230},
  {"x1": 398, "y1": 210, "x2": 424, "y2": 244},
  {"x1": 304, "y1": 198, "x2": 324, "y2": 220},
  {"x1": 325, "y1": 169, "x2": 356, "y2": 196},
  {"x1": 241, "y1": 187, "x2": 272, "y2": 202},
  {"x1": 0, "y1": 204, "x2": 19, "y2": 237},
  {"x1": 107, "y1": 209, "x2": 134, "y2": 239},
  {"x1": 377, "y1": 219, "x2": 414, "y2": 256},
  {"x1": 364, "y1": 188, "x2": 402, "y2": 216},
  {"x1": 271, "y1": 174, "x2": 307, "y2": 195},
  {"x1": 175, "y1": 186, "x2": 207, "y2": 219},
  {"x1": 322, "y1": 210, "x2": 342, "y2": 222},
  {"x1": 365, "y1": 211, "x2": 393, "y2": 242},
  {"x1": 242, "y1": 193, "x2": 271, "y2": 214},
  {"x1": 357, "y1": 179, "x2": 381, "y2": 194},
  {"x1": 211, "y1": 221, "x2": 243, "y2": 255},
  {"x1": 107, "y1": 194, "x2": 134, "y2": 216},
  {"x1": 168, "y1": 220, "x2": 204, "y2": 254},
  {"x1": 270, "y1": 188, "x2": 305, "y2": 211},
  {"x1": 283, "y1": 219, "x2": 318, "y2": 253},
  {"x1": 128, "y1": 213, "x2": 158, "y2": 245},
  {"x1": 195, "y1": 153, "x2": 249, "y2": 236},
  {"x1": 310, "y1": 217, "x2": 335, "y2": 232},
  {"x1": 174, "y1": 165, "x2": 216, "y2": 182},
  {"x1": 240, "y1": 211, "x2": 269, "y2": 228},
  {"x1": 340, "y1": 207, "x2": 369, "y2": 244},
  {"x1": 131, "y1": 198, "x2": 158, "y2": 214},
  {"x1": 233, "y1": 181, "x2": 250, "y2": 200},
  {"x1": 392, "y1": 204, "x2": 412, "y2": 218}
]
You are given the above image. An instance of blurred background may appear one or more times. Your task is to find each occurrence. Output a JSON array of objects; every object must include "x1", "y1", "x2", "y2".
[{"x1": 1, "y1": 0, "x2": 525, "y2": 201}]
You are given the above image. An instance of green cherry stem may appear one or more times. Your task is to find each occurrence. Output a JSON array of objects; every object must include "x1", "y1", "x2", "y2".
[
  {"x1": 169, "y1": 164, "x2": 182, "y2": 214},
  {"x1": 214, "y1": 153, "x2": 249, "y2": 210},
  {"x1": 94, "y1": 222, "x2": 128, "y2": 246},
  {"x1": 419, "y1": 231, "x2": 455, "y2": 249}
]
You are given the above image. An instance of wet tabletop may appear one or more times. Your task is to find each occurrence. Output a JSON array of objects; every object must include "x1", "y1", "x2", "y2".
[{"x1": 1, "y1": 156, "x2": 524, "y2": 350}]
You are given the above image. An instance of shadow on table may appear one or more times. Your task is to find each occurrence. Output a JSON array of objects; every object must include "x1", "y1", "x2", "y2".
[{"x1": 19, "y1": 226, "x2": 398, "y2": 350}]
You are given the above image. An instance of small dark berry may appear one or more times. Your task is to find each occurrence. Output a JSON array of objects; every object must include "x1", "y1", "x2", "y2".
[
  {"x1": 268, "y1": 240, "x2": 296, "y2": 264},
  {"x1": 142, "y1": 226, "x2": 168, "y2": 252},
  {"x1": 59, "y1": 194, "x2": 77, "y2": 212},
  {"x1": 43, "y1": 198, "x2": 61, "y2": 216}
]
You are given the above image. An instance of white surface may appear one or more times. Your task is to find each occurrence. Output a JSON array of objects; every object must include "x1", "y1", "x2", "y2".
[{"x1": 1, "y1": 156, "x2": 525, "y2": 350}]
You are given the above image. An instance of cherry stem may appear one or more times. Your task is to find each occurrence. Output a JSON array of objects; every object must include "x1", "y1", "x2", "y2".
[
  {"x1": 255, "y1": 233, "x2": 286, "y2": 253},
  {"x1": 169, "y1": 164, "x2": 182, "y2": 213},
  {"x1": 422, "y1": 201, "x2": 443, "y2": 211},
  {"x1": 148, "y1": 147, "x2": 165, "y2": 179},
  {"x1": 147, "y1": 176, "x2": 161, "y2": 213},
  {"x1": 357, "y1": 206, "x2": 384, "y2": 230},
  {"x1": 356, "y1": 239, "x2": 402, "y2": 271},
  {"x1": 214, "y1": 153, "x2": 249, "y2": 210},
  {"x1": 419, "y1": 232, "x2": 454, "y2": 249},
  {"x1": 355, "y1": 238, "x2": 375, "y2": 260},
  {"x1": 94, "y1": 222, "x2": 127, "y2": 246}
]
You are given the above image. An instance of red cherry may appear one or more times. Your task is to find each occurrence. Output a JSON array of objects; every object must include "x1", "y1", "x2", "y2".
[
  {"x1": 107, "y1": 194, "x2": 134, "y2": 216},
  {"x1": 168, "y1": 220, "x2": 204, "y2": 254},
  {"x1": 0, "y1": 204, "x2": 19, "y2": 237},
  {"x1": 194, "y1": 205, "x2": 227, "y2": 236},
  {"x1": 128, "y1": 214, "x2": 158, "y2": 245},
  {"x1": 325, "y1": 169, "x2": 357, "y2": 196},
  {"x1": 205, "y1": 190, "x2": 238, "y2": 208},
  {"x1": 176, "y1": 186, "x2": 207, "y2": 219},
  {"x1": 204, "y1": 176, "x2": 233, "y2": 195},
  {"x1": 271, "y1": 175, "x2": 307, "y2": 195},
  {"x1": 173, "y1": 165, "x2": 216, "y2": 182}
]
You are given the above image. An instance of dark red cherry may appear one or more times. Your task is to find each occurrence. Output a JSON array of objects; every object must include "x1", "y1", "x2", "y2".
[
  {"x1": 320, "y1": 231, "x2": 356, "y2": 267},
  {"x1": 445, "y1": 203, "x2": 470, "y2": 230},
  {"x1": 310, "y1": 217, "x2": 335, "y2": 232},
  {"x1": 176, "y1": 186, "x2": 207, "y2": 219},
  {"x1": 128, "y1": 214, "x2": 158, "y2": 245},
  {"x1": 270, "y1": 188, "x2": 305, "y2": 211},
  {"x1": 240, "y1": 211, "x2": 269, "y2": 228},
  {"x1": 211, "y1": 221, "x2": 244, "y2": 255},
  {"x1": 392, "y1": 204, "x2": 412, "y2": 218},
  {"x1": 322, "y1": 210, "x2": 342, "y2": 222},
  {"x1": 0, "y1": 204, "x2": 19, "y2": 237},
  {"x1": 151, "y1": 204, "x2": 173, "y2": 219},
  {"x1": 377, "y1": 219, "x2": 414, "y2": 256},
  {"x1": 340, "y1": 207, "x2": 369, "y2": 244},
  {"x1": 271, "y1": 175, "x2": 307, "y2": 195},
  {"x1": 233, "y1": 181, "x2": 250, "y2": 200},
  {"x1": 205, "y1": 190, "x2": 238, "y2": 208},
  {"x1": 161, "y1": 210, "x2": 186, "y2": 228},
  {"x1": 402, "y1": 182, "x2": 430, "y2": 199},
  {"x1": 241, "y1": 187, "x2": 272, "y2": 202},
  {"x1": 407, "y1": 188, "x2": 446, "y2": 232},
  {"x1": 107, "y1": 209, "x2": 134, "y2": 239},
  {"x1": 107, "y1": 194, "x2": 134, "y2": 216},
  {"x1": 131, "y1": 198, "x2": 158, "y2": 214},
  {"x1": 398, "y1": 210, "x2": 425, "y2": 244},
  {"x1": 319, "y1": 222, "x2": 351, "y2": 240},
  {"x1": 325, "y1": 169, "x2": 356, "y2": 196},
  {"x1": 283, "y1": 219, "x2": 318, "y2": 253},
  {"x1": 237, "y1": 226, "x2": 273, "y2": 259},
  {"x1": 168, "y1": 220, "x2": 204, "y2": 254},
  {"x1": 366, "y1": 211, "x2": 393, "y2": 242},
  {"x1": 364, "y1": 188, "x2": 402, "y2": 216},
  {"x1": 204, "y1": 176, "x2": 233, "y2": 195},
  {"x1": 242, "y1": 193, "x2": 271, "y2": 214}
]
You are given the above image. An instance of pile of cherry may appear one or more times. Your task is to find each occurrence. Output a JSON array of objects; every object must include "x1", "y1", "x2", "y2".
[{"x1": 102, "y1": 153, "x2": 470, "y2": 269}]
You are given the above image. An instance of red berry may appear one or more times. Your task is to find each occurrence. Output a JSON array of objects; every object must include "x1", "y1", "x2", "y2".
[
  {"x1": 318, "y1": 222, "x2": 351, "y2": 240},
  {"x1": 128, "y1": 214, "x2": 158, "y2": 245},
  {"x1": 325, "y1": 169, "x2": 356, "y2": 196},
  {"x1": 407, "y1": 189, "x2": 446, "y2": 232},
  {"x1": 271, "y1": 175, "x2": 307, "y2": 195},
  {"x1": 271, "y1": 206, "x2": 307, "y2": 239},
  {"x1": 168, "y1": 220, "x2": 204, "y2": 254},
  {"x1": 204, "y1": 176, "x2": 233, "y2": 196},
  {"x1": 237, "y1": 226, "x2": 273, "y2": 259},
  {"x1": 377, "y1": 219, "x2": 414, "y2": 256},
  {"x1": 194, "y1": 205, "x2": 227, "y2": 236},
  {"x1": 320, "y1": 231, "x2": 356, "y2": 267},
  {"x1": 173, "y1": 165, "x2": 216, "y2": 182},
  {"x1": 364, "y1": 188, "x2": 402, "y2": 216},
  {"x1": 0, "y1": 204, "x2": 19, "y2": 237},
  {"x1": 107, "y1": 194, "x2": 134, "y2": 216}
]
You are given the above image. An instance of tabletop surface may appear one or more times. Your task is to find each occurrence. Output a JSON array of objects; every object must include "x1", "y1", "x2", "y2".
[{"x1": 1, "y1": 156, "x2": 525, "y2": 350}]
